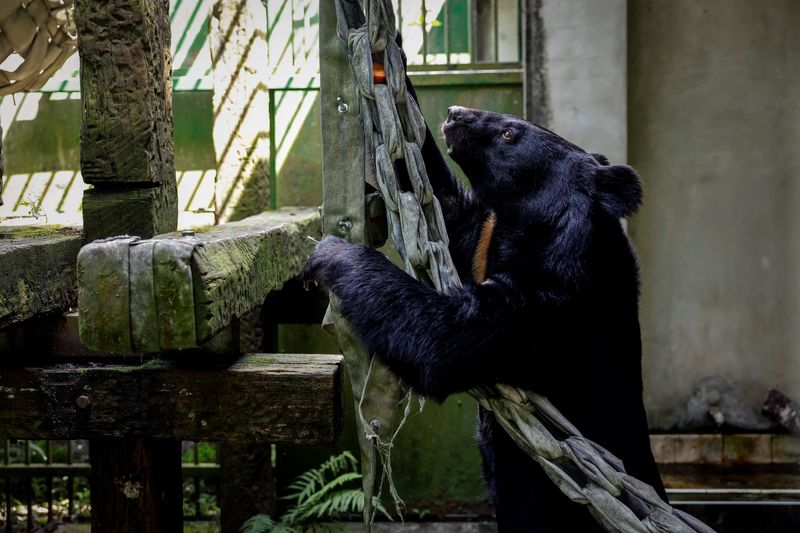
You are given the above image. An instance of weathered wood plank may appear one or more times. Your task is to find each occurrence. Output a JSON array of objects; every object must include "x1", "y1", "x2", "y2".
[
  {"x1": 0, "y1": 353, "x2": 343, "y2": 444},
  {"x1": 76, "y1": 0, "x2": 174, "y2": 185},
  {"x1": 188, "y1": 207, "x2": 321, "y2": 342},
  {"x1": 0, "y1": 226, "x2": 83, "y2": 330},
  {"x1": 78, "y1": 207, "x2": 322, "y2": 352},
  {"x1": 82, "y1": 185, "x2": 178, "y2": 243},
  {"x1": 153, "y1": 239, "x2": 197, "y2": 348},
  {"x1": 319, "y1": 0, "x2": 366, "y2": 242},
  {"x1": 77, "y1": 236, "x2": 138, "y2": 353}
]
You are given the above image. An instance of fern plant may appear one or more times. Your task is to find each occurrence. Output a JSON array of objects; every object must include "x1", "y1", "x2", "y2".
[{"x1": 241, "y1": 451, "x2": 390, "y2": 533}]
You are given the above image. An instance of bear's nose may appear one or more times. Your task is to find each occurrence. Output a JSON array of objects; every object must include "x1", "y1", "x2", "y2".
[{"x1": 447, "y1": 106, "x2": 464, "y2": 123}]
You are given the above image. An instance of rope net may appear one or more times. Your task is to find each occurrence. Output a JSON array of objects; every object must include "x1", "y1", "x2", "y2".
[
  {"x1": 330, "y1": 0, "x2": 717, "y2": 531},
  {"x1": 0, "y1": 1, "x2": 77, "y2": 96},
  {"x1": 0, "y1": 1, "x2": 77, "y2": 206}
]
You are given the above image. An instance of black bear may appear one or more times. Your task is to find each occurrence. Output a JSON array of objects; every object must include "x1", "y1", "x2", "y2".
[{"x1": 304, "y1": 101, "x2": 666, "y2": 530}]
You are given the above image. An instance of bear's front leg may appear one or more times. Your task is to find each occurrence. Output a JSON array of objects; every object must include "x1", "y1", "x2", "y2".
[{"x1": 304, "y1": 236, "x2": 522, "y2": 401}]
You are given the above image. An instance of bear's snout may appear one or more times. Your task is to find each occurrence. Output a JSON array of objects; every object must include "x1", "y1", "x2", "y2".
[
  {"x1": 446, "y1": 105, "x2": 485, "y2": 125},
  {"x1": 447, "y1": 105, "x2": 464, "y2": 123},
  {"x1": 442, "y1": 106, "x2": 477, "y2": 149}
]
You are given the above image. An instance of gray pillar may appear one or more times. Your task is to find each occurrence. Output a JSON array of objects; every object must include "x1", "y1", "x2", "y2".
[{"x1": 523, "y1": 0, "x2": 627, "y2": 163}]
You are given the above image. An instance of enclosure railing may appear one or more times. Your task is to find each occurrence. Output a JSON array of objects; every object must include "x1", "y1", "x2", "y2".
[{"x1": 0, "y1": 440, "x2": 222, "y2": 530}]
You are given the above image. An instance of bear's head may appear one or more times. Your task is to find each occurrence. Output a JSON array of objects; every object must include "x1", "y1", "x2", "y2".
[
  {"x1": 441, "y1": 107, "x2": 642, "y2": 283},
  {"x1": 441, "y1": 106, "x2": 641, "y2": 220}
]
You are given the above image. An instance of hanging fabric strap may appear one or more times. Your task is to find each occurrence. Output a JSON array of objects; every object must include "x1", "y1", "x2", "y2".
[{"x1": 332, "y1": 0, "x2": 715, "y2": 531}]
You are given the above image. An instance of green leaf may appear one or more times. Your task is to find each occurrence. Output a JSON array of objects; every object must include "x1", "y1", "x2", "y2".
[
  {"x1": 244, "y1": 452, "x2": 387, "y2": 530},
  {"x1": 240, "y1": 514, "x2": 279, "y2": 533}
]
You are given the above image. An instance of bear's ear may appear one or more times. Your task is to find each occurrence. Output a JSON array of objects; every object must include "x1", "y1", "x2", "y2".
[
  {"x1": 591, "y1": 153, "x2": 610, "y2": 165},
  {"x1": 594, "y1": 164, "x2": 643, "y2": 218}
]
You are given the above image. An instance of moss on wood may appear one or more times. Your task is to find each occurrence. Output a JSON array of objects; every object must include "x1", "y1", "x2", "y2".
[
  {"x1": 0, "y1": 229, "x2": 83, "y2": 329},
  {"x1": 188, "y1": 208, "x2": 322, "y2": 342}
]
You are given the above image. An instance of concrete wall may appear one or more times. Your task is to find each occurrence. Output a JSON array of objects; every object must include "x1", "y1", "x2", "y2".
[
  {"x1": 628, "y1": 0, "x2": 800, "y2": 427},
  {"x1": 526, "y1": 0, "x2": 628, "y2": 163}
]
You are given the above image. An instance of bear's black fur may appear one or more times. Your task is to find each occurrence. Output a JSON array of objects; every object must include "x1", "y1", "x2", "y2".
[{"x1": 304, "y1": 96, "x2": 666, "y2": 530}]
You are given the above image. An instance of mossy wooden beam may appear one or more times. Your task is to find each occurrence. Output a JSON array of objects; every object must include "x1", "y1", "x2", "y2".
[
  {"x1": 0, "y1": 227, "x2": 83, "y2": 330},
  {"x1": 0, "y1": 353, "x2": 343, "y2": 444},
  {"x1": 78, "y1": 207, "x2": 322, "y2": 352}
]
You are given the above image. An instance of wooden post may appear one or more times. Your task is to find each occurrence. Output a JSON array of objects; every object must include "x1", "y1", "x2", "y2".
[
  {"x1": 219, "y1": 306, "x2": 273, "y2": 533},
  {"x1": 220, "y1": 444, "x2": 275, "y2": 532},
  {"x1": 74, "y1": 0, "x2": 181, "y2": 528},
  {"x1": 90, "y1": 440, "x2": 183, "y2": 532},
  {"x1": 76, "y1": 0, "x2": 177, "y2": 242}
]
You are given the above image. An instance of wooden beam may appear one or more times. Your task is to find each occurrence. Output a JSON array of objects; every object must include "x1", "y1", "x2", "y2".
[
  {"x1": 78, "y1": 207, "x2": 322, "y2": 352},
  {"x1": 0, "y1": 226, "x2": 83, "y2": 330},
  {"x1": 82, "y1": 185, "x2": 178, "y2": 243},
  {"x1": 190, "y1": 208, "x2": 321, "y2": 340},
  {"x1": 76, "y1": 0, "x2": 173, "y2": 186},
  {"x1": 0, "y1": 353, "x2": 343, "y2": 444},
  {"x1": 76, "y1": 0, "x2": 177, "y2": 241}
]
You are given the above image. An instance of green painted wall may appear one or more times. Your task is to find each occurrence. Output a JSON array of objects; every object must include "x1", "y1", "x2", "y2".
[{"x1": 2, "y1": 92, "x2": 213, "y2": 178}]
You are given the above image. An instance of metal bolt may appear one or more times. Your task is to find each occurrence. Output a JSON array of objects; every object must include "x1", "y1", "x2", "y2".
[
  {"x1": 338, "y1": 219, "x2": 353, "y2": 233},
  {"x1": 76, "y1": 394, "x2": 92, "y2": 410},
  {"x1": 181, "y1": 230, "x2": 195, "y2": 237},
  {"x1": 336, "y1": 97, "x2": 349, "y2": 114},
  {"x1": 370, "y1": 418, "x2": 381, "y2": 430}
]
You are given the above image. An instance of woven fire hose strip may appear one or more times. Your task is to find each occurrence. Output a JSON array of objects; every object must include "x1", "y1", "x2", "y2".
[
  {"x1": 0, "y1": 1, "x2": 77, "y2": 96},
  {"x1": 334, "y1": 1, "x2": 715, "y2": 531}
]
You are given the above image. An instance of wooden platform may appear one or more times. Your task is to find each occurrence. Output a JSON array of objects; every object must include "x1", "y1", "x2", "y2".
[{"x1": 0, "y1": 353, "x2": 343, "y2": 445}]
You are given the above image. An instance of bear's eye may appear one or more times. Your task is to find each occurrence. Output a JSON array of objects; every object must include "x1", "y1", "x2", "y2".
[{"x1": 501, "y1": 129, "x2": 513, "y2": 141}]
